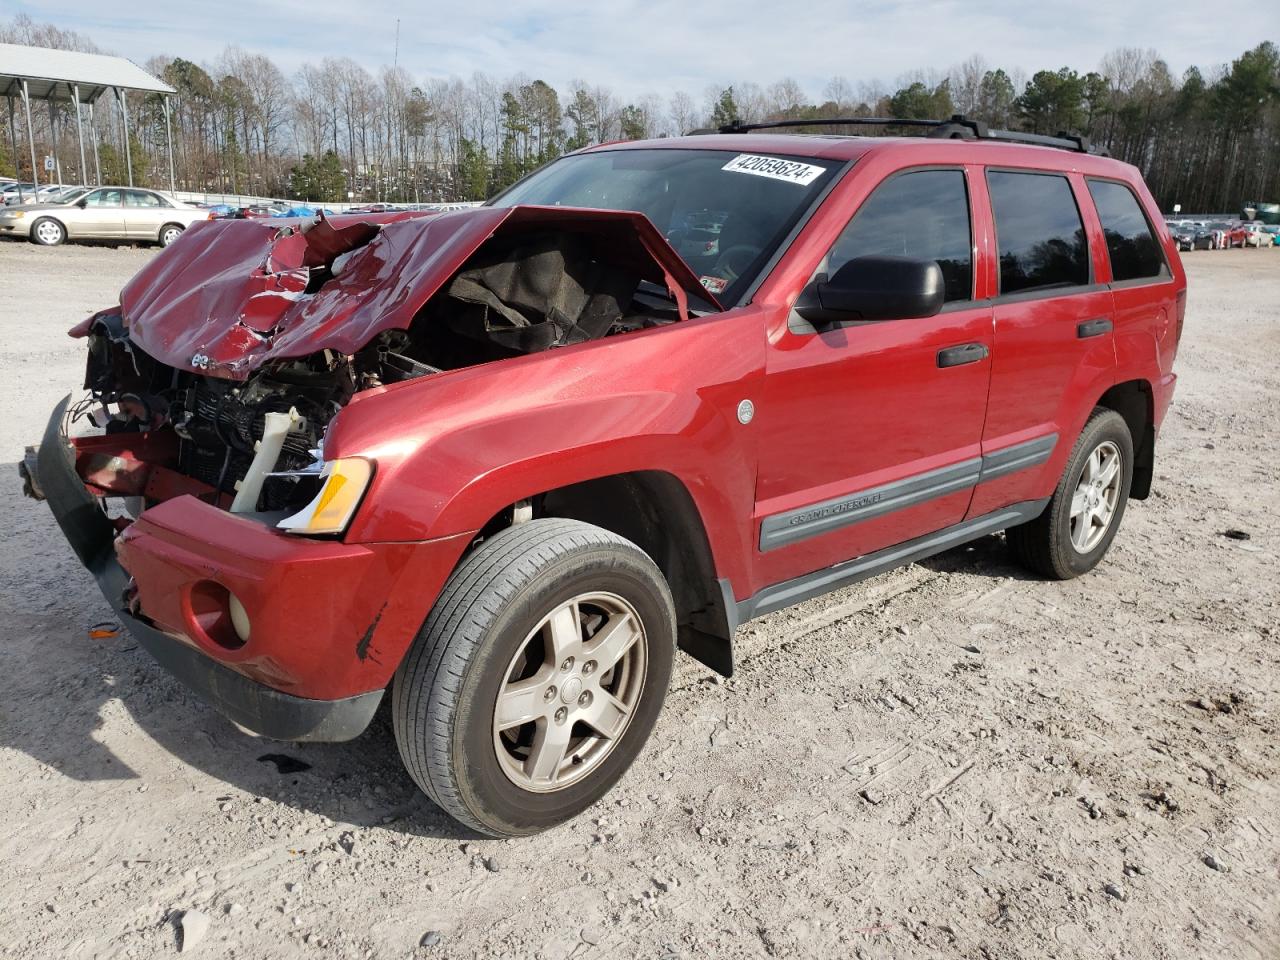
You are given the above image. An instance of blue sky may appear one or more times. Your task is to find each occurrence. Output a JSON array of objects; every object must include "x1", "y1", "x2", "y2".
[{"x1": 6, "y1": 0, "x2": 1276, "y2": 98}]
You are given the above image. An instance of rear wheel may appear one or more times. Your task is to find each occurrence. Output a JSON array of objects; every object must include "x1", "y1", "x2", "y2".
[
  {"x1": 158, "y1": 223, "x2": 184, "y2": 247},
  {"x1": 30, "y1": 217, "x2": 66, "y2": 246},
  {"x1": 392, "y1": 518, "x2": 675, "y2": 836},
  {"x1": 1007, "y1": 408, "x2": 1133, "y2": 579}
]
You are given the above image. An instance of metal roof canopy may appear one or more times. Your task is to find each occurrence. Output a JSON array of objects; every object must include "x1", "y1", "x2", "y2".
[
  {"x1": 1, "y1": 43, "x2": 176, "y2": 199},
  {"x1": 0, "y1": 43, "x2": 175, "y2": 102}
]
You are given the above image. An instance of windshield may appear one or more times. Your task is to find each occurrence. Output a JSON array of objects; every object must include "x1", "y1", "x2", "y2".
[{"x1": 490, "y1": 148, "x2": 842, "y2": 304}]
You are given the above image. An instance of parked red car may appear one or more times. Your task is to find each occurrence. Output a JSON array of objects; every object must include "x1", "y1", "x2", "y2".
[
  {"x1": 25, "y1": 118, "x2": 1184, "y2": 836},
  {"x1": 1221, "y1": 221, "x2": 1249, "y2": 247}
]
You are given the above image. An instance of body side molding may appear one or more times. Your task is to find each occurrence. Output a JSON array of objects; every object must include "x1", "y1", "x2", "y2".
[
  {"x1": 978, "y1": 432, "x2": 1059, "y2": 483},
  {"x1": 759, "y1": 434, "x2": 1058, "y2": 551},
  {"x1": 759, "y1": 458, "x2": 982, "y2": 552}
]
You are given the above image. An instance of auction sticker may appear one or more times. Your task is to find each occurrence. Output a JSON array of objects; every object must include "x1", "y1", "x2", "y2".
[{"x1": 722, "y1": 154, "x2": 826, "y2": 186}]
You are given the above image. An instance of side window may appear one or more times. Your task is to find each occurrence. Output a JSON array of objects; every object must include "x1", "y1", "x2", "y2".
[
  {"x1": 987, "y1": 171, "x2": 1089, "y2": 294},
  {"x1": 1087, "y1": 179, "x2": 1167, "y2": 282},
  {"x1": 827, "y1": 169, "x2": 973, "y2": 303},
  {"x1": 125, "y1": 190, "x2": 162, "y2": 208},
  {"x1": 85, "y1": 190, "x2": 122, "y2": 207}
]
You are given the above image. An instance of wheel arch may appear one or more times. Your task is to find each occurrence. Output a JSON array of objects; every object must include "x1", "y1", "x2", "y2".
[
  {"x1": 1096, "y1": 378, "x2": 1154, "y2": 499},
  {"x1": 158, "y1": 221, "x2": 185, "y2": 242},
  {"x1": 483, "y1": 470, "x2": 738, "y2": 676}
]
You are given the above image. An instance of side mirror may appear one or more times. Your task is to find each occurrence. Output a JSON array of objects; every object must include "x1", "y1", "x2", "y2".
[
  {"x1": 75, "y1": 199, "x2": 88, "y2": 209},
  {"x1": 795, "y1": 255, "x2": 945, "y2": 327}
]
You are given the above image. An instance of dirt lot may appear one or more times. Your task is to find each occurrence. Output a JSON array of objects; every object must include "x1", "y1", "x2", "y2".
[{"x1": 0, "y1": 239, "x2": 1276, "y2": 960}]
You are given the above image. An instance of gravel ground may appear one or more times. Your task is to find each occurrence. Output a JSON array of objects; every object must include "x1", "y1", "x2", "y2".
[{"x1": 0, "y1": 239, "x2": 1277, "y2": 960}]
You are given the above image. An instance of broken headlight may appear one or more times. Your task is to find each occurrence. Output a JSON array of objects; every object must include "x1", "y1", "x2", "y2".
[{"x1": 276, "y1": 457, "x2": 373, "y2": 536}]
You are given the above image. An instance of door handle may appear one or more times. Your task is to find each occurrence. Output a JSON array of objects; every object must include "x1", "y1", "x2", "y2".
[
  {"x1": 1077, "y1": 317, "x2": 1113, "y2": 338},
  {"x1": 936, "y1": 342, "x2": 989, "y2": 368}
]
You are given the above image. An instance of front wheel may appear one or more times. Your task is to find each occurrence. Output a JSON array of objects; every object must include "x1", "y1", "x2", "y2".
[
  {"x1": 1007, "y1": 408, "x2": 1133, "y2": 579},
  {"x1": 30, "y1": 217, "x2": 66, "y2": 246},
  {"x1": 392, "y1": 518, "x2": 675, "y2": 836}
]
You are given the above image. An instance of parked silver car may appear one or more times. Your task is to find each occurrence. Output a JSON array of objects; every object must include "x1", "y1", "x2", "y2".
[{"x1": 0, "y1": 186, "x2": 210, "y2": 246}]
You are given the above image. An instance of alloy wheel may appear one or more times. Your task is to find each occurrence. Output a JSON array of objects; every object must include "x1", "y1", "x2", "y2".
[
  {"x1": 1069, "y1": 440, "x2": 1122, "y2": 553},
  {"x1": 492, "y1": 591, "x2": 647, "y2": 793}
]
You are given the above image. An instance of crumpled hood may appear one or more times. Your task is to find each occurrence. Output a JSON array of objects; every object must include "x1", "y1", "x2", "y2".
[{"x1": 95, "y1": 205, "x2": 720, "y2": 379}]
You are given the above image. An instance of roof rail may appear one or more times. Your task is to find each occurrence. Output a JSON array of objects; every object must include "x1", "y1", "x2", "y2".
[{"x1": 714, "y1": 114, "x2": 1107, "y2": 156}]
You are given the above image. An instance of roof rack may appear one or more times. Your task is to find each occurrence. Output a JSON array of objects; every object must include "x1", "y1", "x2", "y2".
[{"x1": 712, "y1": 114, "x2": 1107, "y2": 156}]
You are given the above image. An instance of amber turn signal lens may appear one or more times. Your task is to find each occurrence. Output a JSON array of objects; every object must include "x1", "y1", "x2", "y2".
[{"x1": 277, "y1": 457, "x2": 373, "y2": 535}]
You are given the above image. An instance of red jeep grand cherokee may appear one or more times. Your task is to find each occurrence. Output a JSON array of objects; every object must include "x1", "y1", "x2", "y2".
[{"x1": 25, "y1": 117, "x2": 1184, "y2": 836}]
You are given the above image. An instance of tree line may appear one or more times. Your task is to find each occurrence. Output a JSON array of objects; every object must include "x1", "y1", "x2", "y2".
[{"x1": 2, "y1": 14, "x2": 1277, "y2": 212}]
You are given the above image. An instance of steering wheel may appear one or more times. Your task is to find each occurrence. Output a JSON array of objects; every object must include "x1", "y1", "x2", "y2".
[{"x1": 714, "y1": 244, "x2": 762, "y2": 284}]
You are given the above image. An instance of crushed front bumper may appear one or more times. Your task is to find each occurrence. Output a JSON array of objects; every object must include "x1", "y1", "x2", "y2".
[{"x1": 29, "y1": 397, "x2": 462, "y2": 741}]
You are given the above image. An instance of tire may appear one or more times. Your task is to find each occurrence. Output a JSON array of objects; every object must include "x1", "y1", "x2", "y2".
[
  {"x1": 392, "y1": 518, "x2": 676, "y2": 837},
  {"x1": 158, "y1": 223, "x2": 184, "y2": 247},
  {"x1": 1007, "y1": 408, "x2": 1134, "y2": 580},
  {"x1": 30, "y1": 217, "x2": 66, "y2": 246}
]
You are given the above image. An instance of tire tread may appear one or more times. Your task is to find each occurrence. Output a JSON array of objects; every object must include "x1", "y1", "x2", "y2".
[
  {"x1": 392, "y1": 518, "x2": 656, "y2": 836},
  {"x1": 1007, "y1": 407, "x2": 1131, "y2": 579}
]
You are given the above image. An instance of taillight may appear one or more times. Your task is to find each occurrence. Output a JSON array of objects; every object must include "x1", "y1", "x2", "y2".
[{"x1": 1174, "y1": 289, "x2": 1187, "y2": 345}]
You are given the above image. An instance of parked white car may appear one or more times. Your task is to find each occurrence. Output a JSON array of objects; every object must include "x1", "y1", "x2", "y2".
[
  {"x1": 1243, "y1": 222, "x2": 1274, "y2": 248},
  {"x1": 0, "y1": 186, "x2": 211, "y2": 246}
]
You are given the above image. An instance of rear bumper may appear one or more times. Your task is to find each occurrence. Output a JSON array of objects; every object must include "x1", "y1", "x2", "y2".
[{"x1": 32, "y1": 397, "x2": 466, "y2": 741}]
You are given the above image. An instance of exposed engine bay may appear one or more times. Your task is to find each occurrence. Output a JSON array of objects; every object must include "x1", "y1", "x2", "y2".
[{"x1": 73, "y1": 210, "x2": 697, "y2": 514}]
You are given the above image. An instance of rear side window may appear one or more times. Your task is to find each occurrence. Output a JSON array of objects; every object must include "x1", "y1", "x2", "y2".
[
  {"x1": 125, "y1": 190, "x2": 162, "y2": 208},
  {"x1": 987, "y1": 171, "x2": 1090, "y2": 294},
  {"x1": 1087, "y1": 179, "x2": 1167, "y2": 282},
  {"x1": 827, "y1": 169, "x2": 973, "y2": 303}
]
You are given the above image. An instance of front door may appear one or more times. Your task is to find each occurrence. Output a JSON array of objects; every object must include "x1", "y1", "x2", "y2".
[
  {"x1": 754, "y1": 167, "x2": 993, "y2": 588},
  {"x1": 71, "y1": 188, "x2": 125, "y2": 238}
]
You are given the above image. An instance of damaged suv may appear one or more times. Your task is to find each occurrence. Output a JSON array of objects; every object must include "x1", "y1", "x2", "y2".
[{"x1": 24, "y1": 118, "x2": 1185, "y2": 836}]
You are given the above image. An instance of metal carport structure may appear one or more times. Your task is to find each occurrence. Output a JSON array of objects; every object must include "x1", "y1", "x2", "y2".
[{"x1": 0, "y1": 43, "x2": 176, "y2": 201}]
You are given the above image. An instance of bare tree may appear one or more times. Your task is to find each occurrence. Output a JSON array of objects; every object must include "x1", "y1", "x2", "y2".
[{"x1": 668, "y1": 91, "x2": 696, "y2": 135}]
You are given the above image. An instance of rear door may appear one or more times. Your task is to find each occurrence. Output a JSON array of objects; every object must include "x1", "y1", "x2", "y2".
[
  {"x1": 123, "y1": 189, "x2": 169, "y2": 239},
  {"x1": 71, "y1": 188, "x2": 126, "y2": 238},
  {"x1": 968, "y1": 169, "x2": 1115, "y2": 517},
  {"x1": 754, "y1": 167, "x2": 994, "y2": 587}
]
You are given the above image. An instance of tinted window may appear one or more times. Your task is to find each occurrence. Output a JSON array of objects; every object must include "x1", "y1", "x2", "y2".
[
  {"x1": 827, "y1": 169, "x2": 972, "y2": 302},
  {"x1": 1088, "y1": 180, "x2": 1165, "y2": 281},
  {"x1": 491, "y1": 149, "x2": 839, "y2": 306},
  {"x1": 988, "y1": 171, "x2": 1089, "y2": 294}
]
